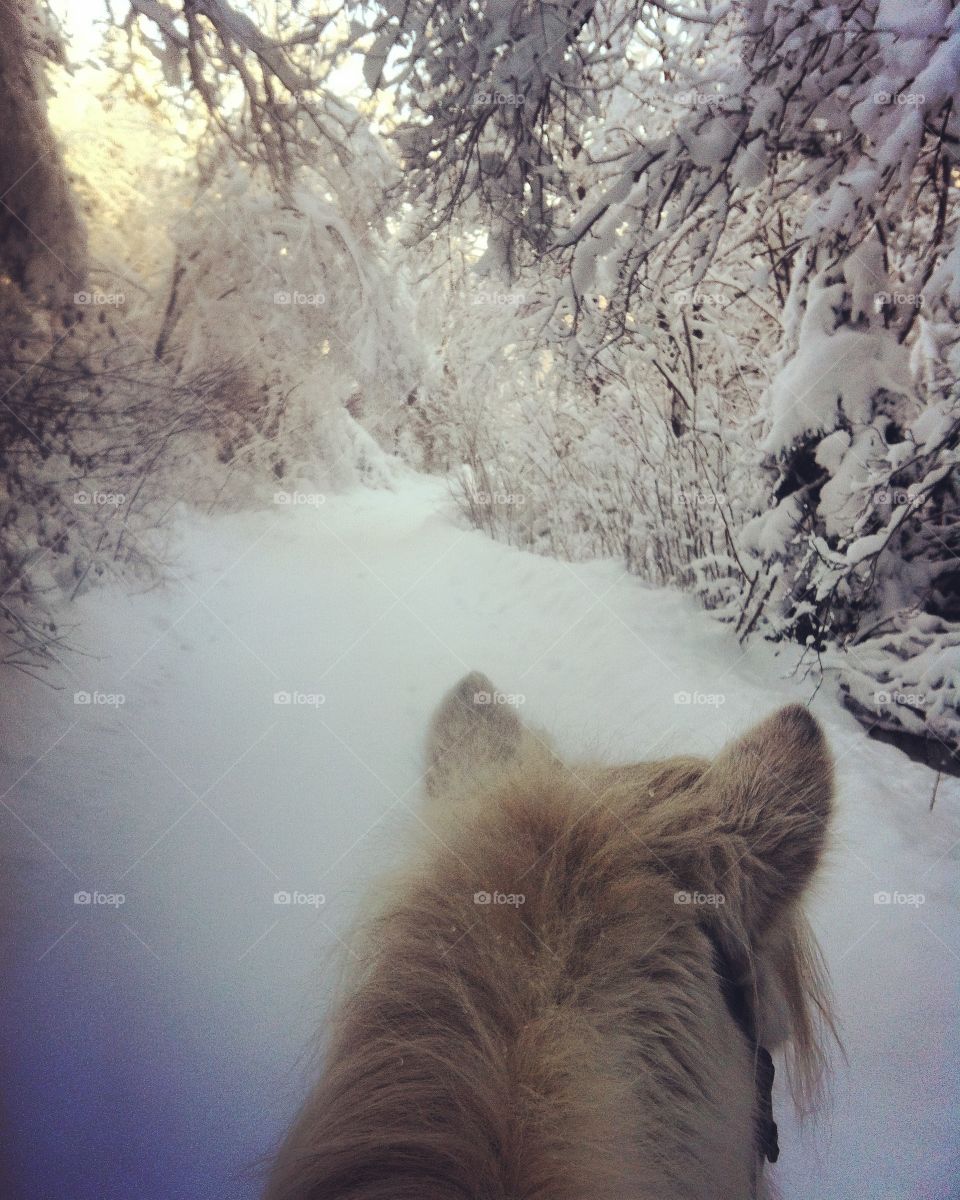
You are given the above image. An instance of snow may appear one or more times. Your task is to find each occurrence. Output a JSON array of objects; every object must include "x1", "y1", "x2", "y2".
[
  {"x1": 682, "y1": 114, "x2": 740, "y2": 168},
  {"x1": 762, "y1": 321, "x2": 915, "y2": 455},
  {"x1": 742, "y1": 495, "x2": 803, "y2": 557},
  {"x1": 837, "y1": 614, "x2": 960, "y2": 743},
  {"x1": 2, "y1": 479, "x2": 958, "y2": 1200},
  {"x1": 814, "y1": 428, "x2": 851, "y2": 475}
]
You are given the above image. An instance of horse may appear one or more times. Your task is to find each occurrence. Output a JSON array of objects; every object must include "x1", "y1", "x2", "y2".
[{"x1": 265, "y1": 672, "x2": 836, "y2": 1200}]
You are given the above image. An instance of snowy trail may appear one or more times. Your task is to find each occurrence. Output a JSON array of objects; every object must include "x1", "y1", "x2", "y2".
[{"x1": 2, "y1": 479, "x2": 958, "y2": 1200}]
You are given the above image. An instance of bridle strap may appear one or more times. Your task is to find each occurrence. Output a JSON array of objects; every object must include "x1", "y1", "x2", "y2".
[
  {"x1": 703, "y1": 927, "x2": 780, "y2": 1165},
  {"x1": 754, "y1": 1045, "x2": 779, "y2": 1164}
]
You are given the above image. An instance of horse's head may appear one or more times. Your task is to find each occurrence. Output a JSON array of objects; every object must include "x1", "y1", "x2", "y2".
[
  {"x1": 266, "y1": 673, "x2": 836, "y2": 1200},
  {"x1": 423, "y1": 672, "x2": 837, "y2": 1195}
]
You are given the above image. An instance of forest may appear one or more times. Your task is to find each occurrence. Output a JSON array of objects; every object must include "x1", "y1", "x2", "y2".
[
  {"x1": 2, "y1": 0, "x2": 957, "y2": 758},
  {"x1": 1, "y1": 6, "x2": 959, "y2": 1199}
]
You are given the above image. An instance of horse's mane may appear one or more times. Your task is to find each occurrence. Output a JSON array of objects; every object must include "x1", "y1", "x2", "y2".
[
  {"x1": 264, "y1": 750, "x2": 837, "y2": 1200},
  {"x1": 598, "y1": 755, "x2": 839, "y2": 1113}
]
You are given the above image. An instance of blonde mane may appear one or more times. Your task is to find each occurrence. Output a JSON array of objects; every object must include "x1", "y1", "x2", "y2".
[{"x1": 265, "y1": 687, "x2": 837, "y2": 1200}]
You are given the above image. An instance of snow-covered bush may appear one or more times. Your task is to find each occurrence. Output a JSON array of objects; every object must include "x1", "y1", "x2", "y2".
[
  {"x1": 1, "y1": 6, "x2": 426, "y2": 669},
  {"x1": 742, "y1": 265, "x2": 959, "y2": 746},
  {"x1": 730, "y1": 0, "x2": 960, "y2": 744},
  {"x1": 424, "y1": 265, "x2": 768, "y2": 610},
  {"x1": 388, "y1": 0, "x2": 960, "y2": 752},
  {"x1": 0, "y1": 272, "x2": 238, "y2": 667},
  {"x1": 152, "y1": 160, "x2": 425, "y2": 499}
]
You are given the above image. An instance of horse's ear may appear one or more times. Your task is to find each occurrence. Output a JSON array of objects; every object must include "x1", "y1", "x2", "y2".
[
  {"x1": 699, "y1": 705, "x2": 833, "y2": 935},
  {"x1": 425, "y1": 672, "x2": 523, "y2": 800}
]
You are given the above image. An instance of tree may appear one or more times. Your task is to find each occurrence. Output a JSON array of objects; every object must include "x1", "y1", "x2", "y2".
[
  {"x1": 0, "y1": 0, "x2": 413, "y2": 668},
  {"x1": 363, "y1": 0, "x2": 959, "y2": 751}
]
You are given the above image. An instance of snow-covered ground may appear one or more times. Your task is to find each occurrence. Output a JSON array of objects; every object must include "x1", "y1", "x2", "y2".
[{"x1": 2, "y1": 478, "x2": 958, "y2": 1200}]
